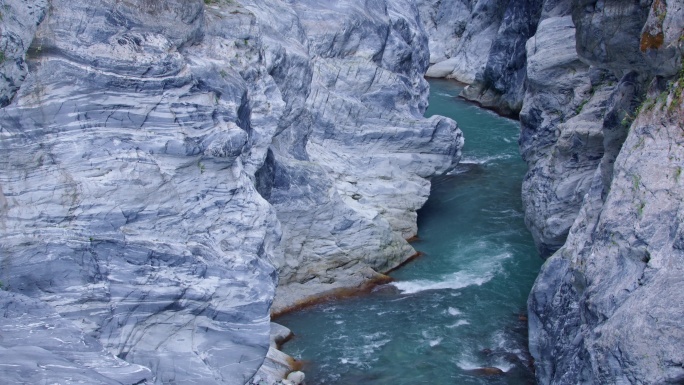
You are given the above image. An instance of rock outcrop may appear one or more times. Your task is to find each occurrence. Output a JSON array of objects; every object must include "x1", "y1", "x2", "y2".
[
  {"x1": 0, "y1": 290, "x2": 153, "y2": 384},
  {"x1": 528, "y1": 0, "x2": 684, "y2": 384},
  {"x1": 418, "y1": 0, "x2": 510, "y2": 83},
  {"x1": 0, "y1": 0, "x2": 461, "y2": 384},
  {"x1": 418, "y1": 0, "x2": 684, "y2": 383},
  {"x1": 0, "y1": 0, "x2": 48, "y2": 107},
  {"x1": 256, "y1": 0, "x2": 463, "y2": 314},
  {"x1": 519, "y1": 0, "x2": 618, "y2": 256},
  {"x1": 460, "y1": 0, "x2": 543, "y2": 117},
  {"x1": 418, "y1": 0, "x2": 544, "y2": 116}
]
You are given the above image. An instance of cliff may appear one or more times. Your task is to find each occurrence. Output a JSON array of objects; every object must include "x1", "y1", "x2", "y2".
[
  {"x1": 417, "y1": 0, "x2": 544, "y2": 117},
  {"x1": 418, "y1": 0, "x2": 508, "y2": 83},
  {"x1": 0, "y1": 0, "x2": 461, "y2": 383},
  {"x1": 527, "y1": 0, "x2": 684, "y2": 383},
  {"x1": 3, "y1": 0, "x2": 683, "y2": 383},
  {"x1": 418, "y1": 0, "x2": 684, "y2": 382}
]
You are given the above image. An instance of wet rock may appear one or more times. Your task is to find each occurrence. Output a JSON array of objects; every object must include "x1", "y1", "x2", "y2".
[
  {"x1": 251, "y1": 347, "x2": 298, "y2": 385},
  {"x1": 467, "y1": 367, "x2": 505, "y2": 376},
  {"x1": 271, "y1": 323, "x2": 294, "y2": 348},
  {"x1": 286, "y1": 371, "x2": 306, "y2": 384}
]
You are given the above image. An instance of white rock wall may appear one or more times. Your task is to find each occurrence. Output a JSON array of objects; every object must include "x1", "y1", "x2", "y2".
[{"x1": 0, "y1": 0, "x2": 462, "y2": 383}]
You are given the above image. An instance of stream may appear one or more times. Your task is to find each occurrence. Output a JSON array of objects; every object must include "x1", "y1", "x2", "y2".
[{"x1": 277, "y1": 79, "x2": 543, "y2": 385}]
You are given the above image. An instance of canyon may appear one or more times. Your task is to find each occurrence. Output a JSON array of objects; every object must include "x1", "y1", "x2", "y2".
[{"x1": 0, "y1": 0, "x2": 682, "y2": 384}]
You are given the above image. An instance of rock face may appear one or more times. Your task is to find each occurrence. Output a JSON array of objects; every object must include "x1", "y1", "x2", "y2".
[
  {"x1": 1, "y1": 1, "x2": 280, "y2": 383},
  {"x1": 0, "y1": 291, "x2": 152, "y2": 384},
  {"x1": 417, "y1": 0, "x2": 544, "y2": 117},
  {"x1": 256, "y1": 0, "x2": 463, "y2": 313},
  {"x1": 418, "y1": 0, "x2": 684, "y2": 383},
  {"x1": 0, "y1": 0, "x2": 48, "y2": 107},
  {"x1": 520, "y1": 0, "x2": 618, "y2": 256},
  {"x1": 418, "y1": 0, "x2": 510, "y2": 83},
  {"x1": 460, "y1": 0, "x2": 543, "y2": 116},
  {"x1": 0, "y1": 0, "x2": 461, "y2": 384},
  {"x1": 249, "y1": 323, "x2": 295, "y2": 385},
  {"x1": 519, "y1": 0, "x2": 684, "y2": 257},
  {"x1": 528, "y1": 0, "x2": 684, "y2": 384}
]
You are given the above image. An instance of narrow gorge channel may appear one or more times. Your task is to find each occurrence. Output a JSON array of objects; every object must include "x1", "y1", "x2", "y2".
[{"x1": 277, "y1": 79, "x2": 543, "y2": 385}]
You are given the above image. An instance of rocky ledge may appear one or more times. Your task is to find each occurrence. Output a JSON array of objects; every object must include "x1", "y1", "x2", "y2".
[{"x1": 0, "y1": 0, "x2": 461, "y2": 383}]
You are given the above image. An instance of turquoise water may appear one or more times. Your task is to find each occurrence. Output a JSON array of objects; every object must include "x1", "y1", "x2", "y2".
[{"x1": 277, "y1": 79, "x2": 542, "y2": 385}]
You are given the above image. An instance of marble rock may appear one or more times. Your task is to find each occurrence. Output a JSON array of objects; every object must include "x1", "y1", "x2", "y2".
[
  {"x1": 418, "y1": 0, "x2": 510, "y2": 83},
  {"x1": 0, "y1": 0, "x2": 462, "y2": 383},
  {"x1": 528, "y1": 0, "x2": 684, "y2": 384}
]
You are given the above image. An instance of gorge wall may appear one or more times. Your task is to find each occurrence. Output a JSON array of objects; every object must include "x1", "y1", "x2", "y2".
[
  {"x1": 418, "y1": 0, "x2": 543, "y2": 117},
  {"x1": 2, "y1": 0, "x2": 683, "y2": 384},
  {"x1": 0, "y1": 0, "x2": 461, "y2": 383},
  {"x1": 420, "y1": 0, "x2": 684, "y2": 383},
  {"x1": 526, "y1": 1, "x2": 684, "y2": 384}
]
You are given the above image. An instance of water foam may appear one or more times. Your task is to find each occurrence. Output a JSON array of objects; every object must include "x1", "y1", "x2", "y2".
[
  {"x1": 492, "y1": 360, "x2": 514, "y2": 373},
  {"x1": 456, "y1": 358, "x2": 513, "y2": 373},
  {"x1": 361, "y1": 332, "x2": 391, "y2": 356},
  {"x1": 447, "y1": 307, "x2": 461, "y2": 316},
  {"x1": 391, "y1": 270, "x2": 492, "y2": 294},
  {"x1": 337, "y1": 331, "x2": 391, "y2": 369},
  {"x1": 460, "y1": 154, "x2": 514, "y2": 165},
  {"x1": 446, "y1": 320, "x2": 470, "y2": 328},
  {"x1": 456, "y1": 358, "x2": 482, "y2": 371},
  {"x1": 391, "y1": 250, "x2": 513, "y2": 294}
]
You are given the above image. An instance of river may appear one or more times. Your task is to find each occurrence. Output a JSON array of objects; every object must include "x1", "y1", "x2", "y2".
[{"x1": 276, "y1": 79, "x2": 542, "y2": 385}]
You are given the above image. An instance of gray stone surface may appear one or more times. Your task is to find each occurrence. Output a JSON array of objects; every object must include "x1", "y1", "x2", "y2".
[
  {"x1": 0, "y1": 290, "x2": 152, "y2": 384},
  {"x1": 286, "y1": 371, "x2": 305, "y2": 385},
  {"x1": 519, "y1": 0, "x2": 618, "y2": 256},
  {"x1": 269, "y1": 322, "x2": 293, "y2": 348},
  {"x1": 0, "y1": 0, "x2": 461, "y2": 383},
  {"x1": 249, "y1": 347, "x2": 294, "y2": 385},
  {"x1": 250, "y1": 323, "x2": 296, "y2": 384},
  {"x1": 0, "y1": 0, "x2": 48, "y2": 107},
  {"x1": 529, "y1": 79, "x2": 684, "y2": 384},
  {"x1": 1, "y1": 1, "x2": 279, "y2": 383},
  {"x1": 419, "y1": 0, "x2": 509, "y2": 83},
  {"x1": 460, "y1": 0, "x2": 544, "y2": 116},
  {"x1": 528, "y1": 0, "x2": 684, "y2": 383},
  {"x1": 418, "y1": 0, "x2": 545, "y2": 116},
  {"x1": 258, "y1": 0, "x2": 463, "y2": 314},
  {"x1": 416, "y1": 0, "x2": 473, "y2": 65}
]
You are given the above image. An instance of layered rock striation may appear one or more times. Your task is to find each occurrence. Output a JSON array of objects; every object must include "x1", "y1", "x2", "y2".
[
  {"x1": 419, "y1": 0, "x2": 684, "y2": 383},
  {"x1": 418, "y1": 0, "x2": 510, "y2": 83},
  {"x1": 255, "y1": 0, "x2": 463, "y2": 314},
  {"x1": 417, "y1": 0, "x2": 544, "y2": 117},
  {"x1": 0, "y1": 0, "x2": 461, "y2": 383},
  {"x1": 527, "y1": 0, "x2": 684, "y2": 384},
  {"x1": 520, "y1": 0, "x2": 618, "y2": 257},
  {"x1": 460, "y1": 0, "x2": 543, "y2": 117}
]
